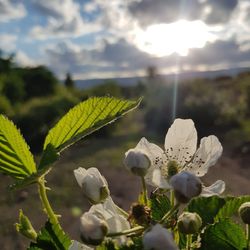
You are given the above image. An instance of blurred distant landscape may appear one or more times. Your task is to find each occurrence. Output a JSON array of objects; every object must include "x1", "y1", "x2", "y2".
[{"x1": 1, "y1": 52, "x2": 250, "y2": 249}]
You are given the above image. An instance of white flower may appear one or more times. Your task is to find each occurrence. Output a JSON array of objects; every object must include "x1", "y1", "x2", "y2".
[
  {"x1": 143, "y1": 224, "x2": 179, "y2": 250},
  {"x1": 133, "y1": 119, "x2": 225, "y2": 196},
  {"x1": 124, "y1": 149, "x2": 151, "y2": 176},
  {"x1": 89, "y1": 197, "x2": 130, "y2": 245},
  {"x1": 74, "y1": 167, "x2": 110, "y2": 204},
  {"x1": 170, "y1": 171, "x2": 202, "y2": 203},
  {"x1": 79, "y1": 212, "x2": 108, "y2": 245}
]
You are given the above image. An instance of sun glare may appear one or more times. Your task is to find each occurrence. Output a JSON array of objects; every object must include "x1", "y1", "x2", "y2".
[{"x1": 134, "y1": 20, "x2": 216, "y2": 57}]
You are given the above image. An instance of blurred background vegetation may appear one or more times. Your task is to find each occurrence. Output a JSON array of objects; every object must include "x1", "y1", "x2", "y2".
[{"x1": 0, "y1": 52, "x2": 250, "y2": 249}]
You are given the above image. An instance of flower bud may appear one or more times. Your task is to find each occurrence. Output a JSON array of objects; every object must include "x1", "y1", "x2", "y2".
[
  {"x1": 74, "y1": 167, "x2": 110, "y2": 204},
  {"x1": 170, "y1": 171, "x2": 202, "y2": 203},
  {"x1": 239, "y1": 202, "x2": 250, "y2": 224},
  {"x1": 177, "y1": 212, "x2": 202, "y2": 234},
  {"x1": 80, "y1": 212, "x2": 108, "y2": 245},
  {"x1": 124, "y1": 149, "x2": 151, "y2": 176},
  {"x1": 15, "y1": 209, "x2": 37, "y2": 240},
  {"x1": 143, "y1": 224, "x2": 179, "y2": 250}
]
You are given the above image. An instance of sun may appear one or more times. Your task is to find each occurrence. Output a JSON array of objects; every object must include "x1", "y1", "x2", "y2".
[{"x1": 134, "y1": 20, "x2": 215, "y2": 57}]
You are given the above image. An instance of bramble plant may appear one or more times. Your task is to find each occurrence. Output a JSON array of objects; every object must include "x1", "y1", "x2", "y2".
[{"x1": 0, "y1": 96, "x2": 250, "y2": 250}]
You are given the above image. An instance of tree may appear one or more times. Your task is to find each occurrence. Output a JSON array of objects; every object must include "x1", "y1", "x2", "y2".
[
  {"x1": 21, "y1": 66, "x2": 58, "y2": 99},
  {"x1": 64, "y1": 72, "x2": 74, "y2": 88}
]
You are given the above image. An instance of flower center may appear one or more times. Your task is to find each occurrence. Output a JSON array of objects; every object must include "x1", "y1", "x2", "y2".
[{"x1": 167, "y1": 161, "x2": 179, "y2": 178}]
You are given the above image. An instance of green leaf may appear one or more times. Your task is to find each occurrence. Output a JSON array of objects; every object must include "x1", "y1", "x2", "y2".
[
  {"x1": 200, "y1": 219, "x2": 247, "y2": 250},
  {"x1": 28, "y1": 221, "x2": 71, "y2": 250},
  {"x1": 187, "y1": 196, "x2": 226, "y2": 226},
  {"x1": 0, "y1": 115, "x2": 36, "y2": 179},
  {"x1": 150, "y1": 193, "x2": 171, "y2": 221},
  {"x1": 215, "y1": 195, "x2": 250, "y2": 221},
  {"x1": 44, "y1": 97, "x2": 142, "y2": 152},
  {"x1": 38, "y1": 144, "x2": 59, "y2": 171}
]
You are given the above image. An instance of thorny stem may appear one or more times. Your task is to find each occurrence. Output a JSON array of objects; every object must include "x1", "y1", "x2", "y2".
[
  {"x1": 160, "y1": 203, "x2": 180, "y2": 223},
  {"x1": 38, "y1": 177, "x2": 62, "y2": 230},
  {"x1": 141, "y1": 176, "x2": 148, "y2": 205},
  {"x1": 107, "y1": 226, "x2": 144, "y2": 237}
]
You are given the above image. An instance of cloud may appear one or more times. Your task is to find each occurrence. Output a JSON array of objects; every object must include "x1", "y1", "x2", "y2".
[
  {"x1": 128, "y1": 0, "x2": 238, "y2": 26},
  {"x1": 0, "y1": 0, "x2": 27, "y2": 22},
  {"x1": 15, "y1": 51, "x2": 38, "y2": 67},
  {"x1": 43, "y1": 37, "x2": 250, "y2": 80},
  {"x1": 0, "y1": 34, "x2": 17, "y2": 51},
  {"x1": 30, "y1": 0, "x2": 101, "y2": 39}
]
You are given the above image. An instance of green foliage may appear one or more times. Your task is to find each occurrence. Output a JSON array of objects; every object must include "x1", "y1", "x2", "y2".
[
  {"x1": 215, "y1": 196, "x2": 250, "y2": 221},
  {"x1": 21, "y1": 66, "x2": 58, "y2": 99},
  {"x1": 150, "y1": 193, "x2": 171, "y2": 221},
  {"x1": 1, "y1": 73, "x2": 25, "y2": 103},
  {"x1": 44, "y1": 96, "x2": 142, "y2": 153},
  {"x1": 200, "y1": 219, "x2": 247, "y2": 250},
  {"x1": 0, "y1": 115, "x2": 36, "y2": 179},
  {"x1": 28, "y1": 221, "x2": 71, "y2": 250},
  {"x1": 187, "y1": 196, "x2": 227, "y2": 226}
]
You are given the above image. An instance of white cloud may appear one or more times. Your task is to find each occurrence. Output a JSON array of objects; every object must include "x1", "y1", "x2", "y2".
[
  {"x1": 15, "y1": 51, "x2": 38, "y2": 67},
  {"x1": 0, "y1": 34, "x2": 17, "y2": 51},
  {"x1": 30, "y1": 0, "x2": 102, "y2": 39},
  {"x1": 0, "y1": 0, "x2": 27, "y2": 22}
]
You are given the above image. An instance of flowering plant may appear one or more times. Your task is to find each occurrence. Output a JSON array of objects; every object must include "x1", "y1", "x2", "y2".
[{"x1": 0, "y1": 97, "x2": 250, "y2": 250}]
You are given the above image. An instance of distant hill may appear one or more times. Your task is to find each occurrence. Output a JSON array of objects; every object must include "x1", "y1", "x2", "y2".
[{"x1": 75, "y1": 67, "x2": 250, "y2": 89}]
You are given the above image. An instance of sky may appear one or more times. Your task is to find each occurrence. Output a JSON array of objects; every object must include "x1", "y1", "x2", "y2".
[{"x1": 1, "y1": 0, "x2": 250, "y2": 80}]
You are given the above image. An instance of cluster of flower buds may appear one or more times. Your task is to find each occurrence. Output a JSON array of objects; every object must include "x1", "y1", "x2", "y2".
[{"x1": 74, "y1": 167, "x2": 130, "y2": 247}]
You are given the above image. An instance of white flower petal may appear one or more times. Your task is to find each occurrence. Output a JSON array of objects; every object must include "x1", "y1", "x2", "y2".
[
  {"x1": 74, "y1": 167, "x2": 87, "y2": 187},
  {"x1": 187, "y1": 135, "x2": 223, "y2": 177},
  {"x1": 164, "y1": 119, "x2": 197, "y2": 166},
  {"x1": 135, "y1": 137, "x2": 164, "y2": 168},
  {"x1": 145, "y1": 168, "x2": 170, "y2": 189},
  {"x1": 201, "y1": 180, "x2": 225, "y2": 197}
]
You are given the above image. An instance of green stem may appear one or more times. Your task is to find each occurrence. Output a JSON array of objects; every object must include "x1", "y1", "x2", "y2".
[
  {"x1": 115, "y1": 204, "x2": 129, "y2": 218},
  {"x1": 141, "y1": 176, "x2": 148, "y2": 205},
  {"x1": 107, "y1": 226, "x2": 144, "y2": 237},
  {"x1": 246, "y1": 224, "x2": 250, "y2": 250},
  {"x1": 170, "y1": 189, "x2": 175, "y2": 207},
  {"x1": 38, "y1": 177, "x2": 61, "y2": 229},
  {"x1": 186, "y1": 234, "x2": 192, "y2": 250},
  {"x1": 160, "y1": 203, "x2": 180, "y2": 223}
]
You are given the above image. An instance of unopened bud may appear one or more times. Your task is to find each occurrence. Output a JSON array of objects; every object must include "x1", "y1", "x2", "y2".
[
  {"x1": 15, "y1": 209, "x2": 37, "y2": 240},
  {"x1": 80, "y1": 212, "x2": 108, "y2": 245},
  {"x1": 124, "y1": 149, "x2": 151, "y2": 176},
  {"x1": 74, "y1": 167, "x2": 110, "y2": 204},
  {"x1": 143, "y1": 224, "x2": 179, "y2": 250},
  {"x1": 177, "y1": 212, "x2": 202, "y2": 234},
  {"x1": 170, "y1": 171, "x2": 202, "y2": 203},
  {"x1": 239, "y1": 202, "x2": 250, "y2": 224}
]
